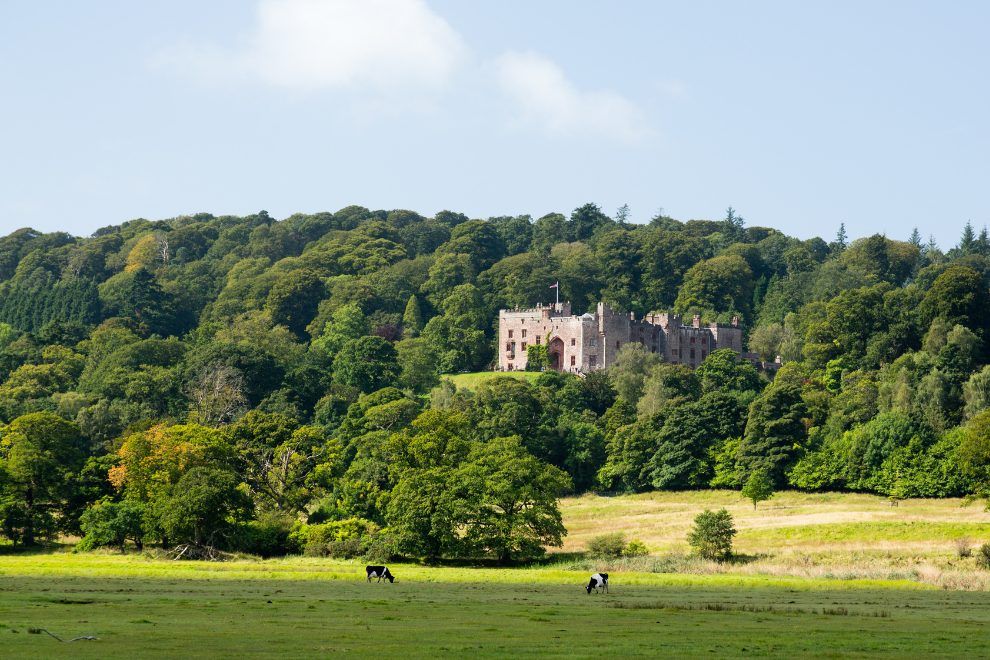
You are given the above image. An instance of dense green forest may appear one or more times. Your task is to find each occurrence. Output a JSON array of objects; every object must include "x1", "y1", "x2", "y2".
[{"x1": 1, "y1": 205, "x2": 990, "y2": 559}]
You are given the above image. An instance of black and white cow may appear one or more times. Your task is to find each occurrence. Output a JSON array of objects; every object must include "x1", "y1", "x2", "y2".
[
  {"x1": 366, "y1": 565, "x2": 395, "y2": 583},
  {"x1": 585, "y1": 572, "x2": 609, "y2": 594}
]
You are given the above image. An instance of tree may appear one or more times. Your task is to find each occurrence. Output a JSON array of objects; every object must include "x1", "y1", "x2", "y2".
[
  {"x1": 647, "y1": 392, "x2": 747, "y2": 490},
  {"x1": 420, "y1": 284, "x2": 490, "y2": 373},
  {"x1": 615, "y1": 203, "x2": 630, "y2": 224},
  {"x1": 161, "y1": 467, "x2": 251, "y2": 548},
  {"x1": 909, "y1": 227, "x2": 922, "y2": 248},
  {"x1": 921, "y1": 265, "x2": 989, "y2": 332},
  {"x1": 958, "y1": 409, "x2": 990, "y2": 499},
  {"x1": 722, "y1": 207, "x2": 745, "y2": 241},
  {"x1": 749, "y1": 323, "x2": 786, "y2": 362},
  {"x1": 742, "y1": 470, "x2": 774, "y2": 509},
  {"x1": 312, "y1": 303, "x2": 369, "y2": 356},
  {"x1": 609, "y1": 343, "x2": 662, "y2": 405},
  {"x1": 695, "y1": 349, "x2": 761, "y2": 395},
  {"x1": 737, "y1": 381, "x2": 808, "y2": 484},
  {"x1": 0, "y1": 412, "x2": 85, "y2": 545},
  {"x1": 525, "y1": 344, "x2": 549, "y2": 371},
  {"x1": 688, "y1": 508, "x2": 735, "y2": 561},
  {"x1": 266, "y1": 269, "x2": 326, "y2": 338},
  {"x1": 77, "y1": 499, "x2": 147, "y2": 551},
  {"x1": 964, "y1": 366, "x2": 990, "y2": 419},
  {"x1": 457, "y1": 436, "x2": 571, "y2": 562},
  {"x1": 569, "y1": 203, "x2": 612, "y2": 242},
  {"x1": 185, "y1": 362, "x2": 248, "y2": 427},
  {"x1": 396, "y1": 338, "x2": 439, "y2": 393},
  {"x1": 675, "y1": 255, "x2": 754, "y2": 319},
  {"x1": 98, "y1": 268, "x2": 179, "y2": 336},
  {"x1": 402, "y1": 295, "x2": 424, "y2": 338},
  {"x1": 832, "y1": 223, "x2": 848, "y2": 253},
  {"x1": 960, "y1": 221, "x2": 976, "y2": 254},
  {"x1": 386, "y1": 467, "x2": 462, "y2": 560},
  {"x1": 332, "y1": 336, "x2": 400, "y2": 394}
]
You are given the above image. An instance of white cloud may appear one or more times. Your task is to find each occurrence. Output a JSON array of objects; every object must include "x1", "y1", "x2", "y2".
[
  {"x1": 160, "y1": 0, "x2": 467, "y2": 92},
  {"x1": 494, "y1": 51, "x2": 652, "y2": 143}
]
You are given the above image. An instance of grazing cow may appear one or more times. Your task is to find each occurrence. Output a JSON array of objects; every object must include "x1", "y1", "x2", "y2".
[
  {"x1": 586, "y1": 573, "x2": 609, "y2": 594},
  {"x1": 366, "y1": 565, "x2": 395, "y2": 583}
]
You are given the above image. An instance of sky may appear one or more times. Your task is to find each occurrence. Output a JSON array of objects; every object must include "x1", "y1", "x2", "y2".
[{"x1": 1, "y1": 0, "x2": 988, "y2": 247}]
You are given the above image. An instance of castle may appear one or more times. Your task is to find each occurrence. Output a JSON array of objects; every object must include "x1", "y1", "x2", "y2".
[{"x1": 497, "y1": 301, "x2": 769, "y2": 373}]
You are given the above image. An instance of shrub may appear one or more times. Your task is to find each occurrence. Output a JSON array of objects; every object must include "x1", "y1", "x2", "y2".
[
  {"x1": 586, "y1": 532, "x2": 627, "y2": 559},
  {"x1": 623, "y1": 539, "x2": 649, "y2": 557},
  {"x1": 232, "y1": 513, "x2": 301, "y2": 557},
  {"x1": 290, "y1": 518, "x2": 381, "y2": 558},
  {"x1": 688, "y1": 508, "x2": 736, "y2": 561},
  {"x1": 956, "y1": 537, "x2": 973, "y2": 558},
  {"x1": 977, "y1": 543, "x2": 990, "y2": 570},
  {"x1": 77, "y1": 500, "x2": 147, "y2": 551}
]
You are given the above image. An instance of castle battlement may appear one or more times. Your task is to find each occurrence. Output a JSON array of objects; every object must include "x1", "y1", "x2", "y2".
[{"x1": 497, "y1": 301, "x2": 754, "y2": 373}]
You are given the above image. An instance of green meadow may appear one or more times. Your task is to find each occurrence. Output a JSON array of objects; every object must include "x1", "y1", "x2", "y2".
[
  {"x1": 444, "y1": 370, "x2": 542, "y2": 390},
  {"x1": 3, "y1": 491, "x2": 990, "y2": 657},
  {"x1": 2, "y1": 553, "x2": 990, "y2": 658}
]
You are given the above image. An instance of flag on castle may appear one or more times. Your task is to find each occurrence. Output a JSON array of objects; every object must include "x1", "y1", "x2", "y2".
[{"x1": 550, "y1": 281, "x2": 559, "y2": 304}]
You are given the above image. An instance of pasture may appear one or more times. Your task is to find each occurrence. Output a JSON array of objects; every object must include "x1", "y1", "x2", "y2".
[
  {"x1": 2, "y1": 553, "x2": 990, "y2": 658},
  {"x1": 560, "y1": 490, "x2": 990, "y2": 589}
]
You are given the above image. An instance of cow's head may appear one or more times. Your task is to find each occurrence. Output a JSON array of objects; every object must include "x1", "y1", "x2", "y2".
[
  {"x1": 586, "y1": 583, "x2": 593, "y2": 594},
  {"x1": 385, "y1": 572, "x2": 395, "y2": 583}
]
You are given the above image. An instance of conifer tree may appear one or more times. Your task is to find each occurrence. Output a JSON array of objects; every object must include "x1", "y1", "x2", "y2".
[
  {"x1": 960, "y1": 221, "x2": 976, "y2": 254},
  {"x1": 909, "y1": 227, "x2": 922, "y2": 247},
  {"x1": 833, "y1": 223, "x2": 848, "y2": 253},
  {"x1": 402, "y1": 295, "x2": 424, "y2": 338}
]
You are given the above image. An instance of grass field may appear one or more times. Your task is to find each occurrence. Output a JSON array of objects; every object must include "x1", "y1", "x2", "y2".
[
  {"x1": 2, "y1": 553, "x2": 990, "y2": 658},
  {"x1": 560, "y1": 490, "x2": 990, "y2": 589},
  {"x1": 444, "y1": 371, "x2": 541, "y2": 390},
  {"x1": 2, "y1": 491, "x2": 989, "y2": 656}
]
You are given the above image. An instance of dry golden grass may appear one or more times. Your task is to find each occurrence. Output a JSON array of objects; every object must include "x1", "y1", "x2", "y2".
[{"x1": 559, "y1": 490, "x2": 990, "y2": 589}]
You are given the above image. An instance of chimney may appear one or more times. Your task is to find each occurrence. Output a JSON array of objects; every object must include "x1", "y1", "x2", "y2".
[
  {"x1": 692, "y1": 314, "x2": 701, "y2": 328},
  {"x1": 731, "y1": 315, "x2": 739, "y2": 327}
]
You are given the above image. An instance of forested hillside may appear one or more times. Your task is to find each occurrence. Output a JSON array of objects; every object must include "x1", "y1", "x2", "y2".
[{"x1": 1, "y1": 204, "x2": 989, "y2": 558}]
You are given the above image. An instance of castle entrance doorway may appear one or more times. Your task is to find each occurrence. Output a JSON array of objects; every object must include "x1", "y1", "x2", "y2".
[{"x1": 548, "y1": 337, "x2": 565, "y2": 371}]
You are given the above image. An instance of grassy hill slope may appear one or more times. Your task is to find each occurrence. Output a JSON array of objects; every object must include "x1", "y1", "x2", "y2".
[{"x1": 559, "y1": 490, "x2": 990, "y2": 589}]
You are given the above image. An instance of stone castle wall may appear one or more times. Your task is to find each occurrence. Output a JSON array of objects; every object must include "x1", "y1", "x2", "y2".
[{"x1": 497, "y1": 302, "x2": 758, "y2": 373}]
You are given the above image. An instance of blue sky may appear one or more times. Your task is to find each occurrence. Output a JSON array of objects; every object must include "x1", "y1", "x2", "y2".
[{"x1": 1, "y1": 1, "x2": 987, "y2": 247}]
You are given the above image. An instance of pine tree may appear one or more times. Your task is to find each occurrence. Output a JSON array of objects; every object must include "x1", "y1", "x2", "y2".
[
  {"x1": 978, "y1": 226, "x2": 990, "y2": 256},
  {"x1": 909, "y1": 227, "x2": 922, "y2": 248},
  {"x1": 723, "y1": 207, "x2": 744, "y2": 240},
  {"x1": 833, "y1": 223, "x2": 848, "y2": 253},
  {"x1": 960, "y1": 221, "x2": 976, "y2": 254}
]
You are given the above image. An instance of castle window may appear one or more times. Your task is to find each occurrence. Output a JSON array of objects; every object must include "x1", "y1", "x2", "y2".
[
  {"x1": 536, "y1": 336, "x2": 541, "y2": 344},
  {"x1": 690, "y1": 337, "x2": 696, "y2": 344},
  {"x1": 508, "y1": 330, "x2": 514, "y2": 338},
  {"x1": 522, "y1": 329, "x2": 527, "y2": 338},
  {"x1": 521, "y1": 342, "x2": 527, "y2": 351},
  {"x1": 690, "y1": 348, "x2": 696, "y2": 360},
  {"x1": 571, "y1": 338, "x2": 576, "y2": 346},
  {"x1": 508, "y1": 363, "x2": 513, "y2": 370},
  {"x1": 701, "y1": 336, "x2": 707, "y2": 345},
  {"x1": 505, "y1": 343, "x2": 512, "y2": 352},
  {"x1": 589, "y1": 355, "x2": 597, "y2": 367},
  {"x1": 570, "y1": 355, "x2": 576, "y2": 366},
  {"x1": 702, "y1": 350, "x2": 707, "y2": 359},
  {"x1": 616, "y1": 341, "x2": 620, "y2": 349},
  {"x1": 589, "y1": 338, "x2": 597, "y2": 347}
]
